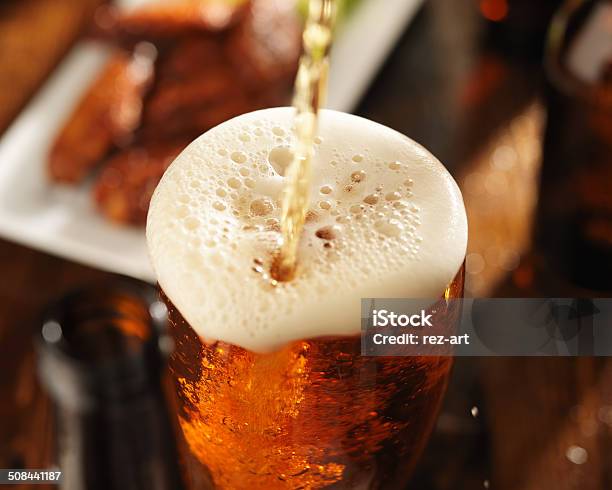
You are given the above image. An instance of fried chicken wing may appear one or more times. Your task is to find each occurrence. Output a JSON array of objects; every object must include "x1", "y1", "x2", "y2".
[
  {"x1": 49, "y1": 45, "x2": 155, "y2": 183},
  {"x1": 94, "y1": 141, "x2": 187, "y2": 224},
  {"x1": 155, "y1": 36, "x2": 222, "y2": 81},
  {"x1": 144, "y1": 65, "x2": 237, "y2": 129},
  {"x1": 226, "y1": 0, "x2": 301, "y2": 90}
]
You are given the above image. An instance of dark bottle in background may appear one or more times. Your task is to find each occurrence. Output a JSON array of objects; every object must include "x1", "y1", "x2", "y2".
[
  {"x1": 37, "y1": 281, "x2": 186, "y2": 490},
  {"x1": 536, "y1": 0, "x2": 612, "y2": 291}
]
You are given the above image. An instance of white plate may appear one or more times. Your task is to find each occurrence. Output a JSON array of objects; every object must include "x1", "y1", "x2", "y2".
[{"x1": 0, "y1": 0, "x2": 423, "y2": 283}]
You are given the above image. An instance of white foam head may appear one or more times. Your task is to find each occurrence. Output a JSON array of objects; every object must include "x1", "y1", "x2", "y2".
[{"x1": 147, "y1": 108, "x2": 467, "y2": 352}]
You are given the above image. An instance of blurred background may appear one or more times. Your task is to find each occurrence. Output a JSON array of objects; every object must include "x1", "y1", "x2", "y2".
[{"x1": 0, "y1": 0, "x2": 611, "y2": 488}]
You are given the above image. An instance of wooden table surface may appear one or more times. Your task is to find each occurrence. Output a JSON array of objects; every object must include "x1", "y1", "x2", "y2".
[{"x1": 0, "y1": 1, "x2": 610, "y2": 489}]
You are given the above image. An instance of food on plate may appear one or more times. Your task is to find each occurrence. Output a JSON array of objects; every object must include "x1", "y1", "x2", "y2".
[
  {"x1": 94, "y1": 140, "x2": 186, "y2": 224},
  {"x1": 49, "y1": 0, "x2": 301, "y2": 224},
  {"x1": 49, "y1": 47, "x2": 155, "y2": 183}
]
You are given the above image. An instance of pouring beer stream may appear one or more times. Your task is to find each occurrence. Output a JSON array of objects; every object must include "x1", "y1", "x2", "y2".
[{"x1": 274, "y1": 0, "x2": 337, "y2": 281}]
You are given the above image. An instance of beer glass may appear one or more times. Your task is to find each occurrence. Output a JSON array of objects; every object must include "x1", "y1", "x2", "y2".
[{"x1": 147, "y1": 107, "x2": 468, "y2": 489}]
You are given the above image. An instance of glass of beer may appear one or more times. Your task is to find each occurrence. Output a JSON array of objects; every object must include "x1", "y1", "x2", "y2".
[{"x1": 147, "y1": 108, "x2": 467, "y2": 489}]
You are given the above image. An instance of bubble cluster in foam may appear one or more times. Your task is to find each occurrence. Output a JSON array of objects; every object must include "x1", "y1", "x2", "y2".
[{"x1": 147, "y1": 108, "x2": 468, "y2": 352}]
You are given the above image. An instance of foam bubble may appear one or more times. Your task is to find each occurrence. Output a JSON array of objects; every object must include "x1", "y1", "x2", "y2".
[
  {"x1": 315, "y1": 225, "x2": 341, "y2": 240},
  {"x1": 363, "y1": 194, "x2": 379, "y2": 205},
  {"x1": 250, "y1": 198, "x2": 274, "y2": 216},
  {"x1": 147, "y1": 108, "x2": 467, "y2": 352},
  {"x1": 375, "y1": 219, "x2": 404, "y2": 238},
  {"x1": 268, "y1": 146, "x2": 293, "y2": 176},
  {"x1": 230, "y1": 151, "x2": 247, "y2": 164},
  {"x1": 227, "y1": 177, "x2": 241, "y2": 189},
  {"x1": 351, "y1": 170, "x2": 366, "y2": 182}
]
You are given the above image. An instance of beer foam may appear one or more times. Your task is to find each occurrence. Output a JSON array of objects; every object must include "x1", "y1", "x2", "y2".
[{"x1": 147, "y1": 108, "x2": 467, "y2": 352}]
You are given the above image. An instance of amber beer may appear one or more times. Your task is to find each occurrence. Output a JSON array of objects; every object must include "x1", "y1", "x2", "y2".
[
  {"x1": 166, "y1": 269, "x2": 463, "y2": 489},
  {"x1": 147, "y1": 108, "x2": 468, "y2": 488}
]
